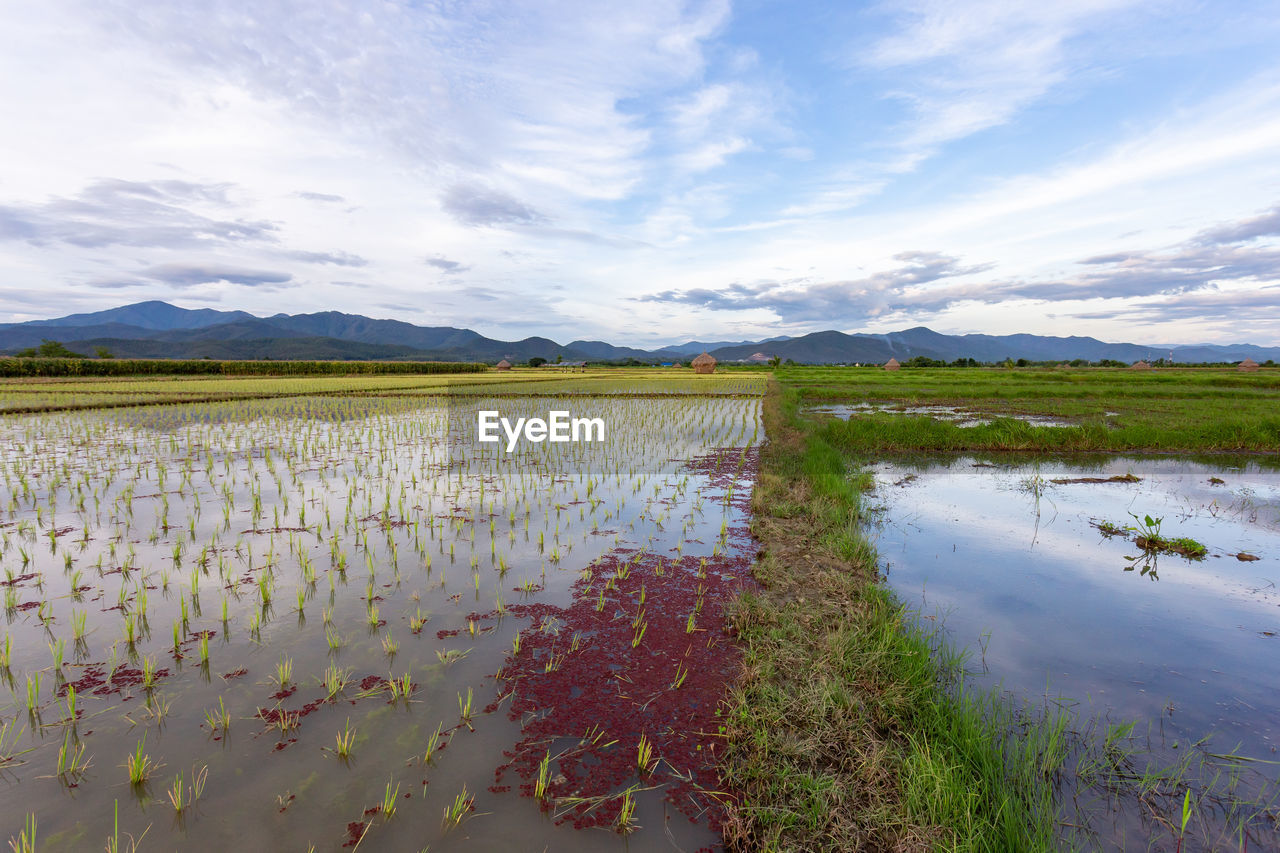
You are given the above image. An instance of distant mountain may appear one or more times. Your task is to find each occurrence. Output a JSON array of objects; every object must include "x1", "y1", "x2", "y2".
[
  {"x1": 3, "y1": 301, "x2": 1278, "y2": 364},
  {"x1": 705, "y1": 328, "x2": 1280, "y2": 364},
  {"x1": 657, "y1": 337, "x2": 792, "y2": 356},
  {"x1": 19, "y1": 300, "x2": 256, "y2": 331}
]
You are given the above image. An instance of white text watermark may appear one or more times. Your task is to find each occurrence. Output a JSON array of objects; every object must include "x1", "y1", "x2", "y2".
[{"x1": 477, "y1": 410, "x2": 605, "y2": 452}]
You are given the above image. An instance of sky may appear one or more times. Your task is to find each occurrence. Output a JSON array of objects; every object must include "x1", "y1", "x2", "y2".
[{"x1": 3, "y1": 1, "x2": 1280, "y2": 347}]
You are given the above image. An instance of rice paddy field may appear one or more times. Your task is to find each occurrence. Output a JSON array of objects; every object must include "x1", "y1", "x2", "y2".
[
  {"x1": 0, "y1": 370, "x2": 766, "y2": 850},
  {"x1": 7, "y1": 363, "x2": 1279, "y2": 852}
]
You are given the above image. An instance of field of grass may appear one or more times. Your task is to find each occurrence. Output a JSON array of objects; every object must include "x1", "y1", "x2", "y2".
[{"x1": 785, "y1": 365, "x2": 1280, "y2": 452}]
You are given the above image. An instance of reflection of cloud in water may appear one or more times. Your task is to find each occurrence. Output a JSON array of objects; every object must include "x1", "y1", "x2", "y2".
[{"x1": 870, "y1": 455, "x2": 1280, "y2": 761}]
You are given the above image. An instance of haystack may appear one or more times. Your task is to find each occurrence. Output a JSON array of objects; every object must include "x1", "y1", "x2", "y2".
[
  {"x1": 691, "y1": 352, "x2": 716, "y2": 374},
  {"x1": 1239, "y1": 358, "x2": 1259, "y2": 372},
  {"x1": 495, "y1": 359, "x2": 512, "y2": 371},
  {"x1": 1129, "y1": 360, "x2": 1151, "y2": 370},
  {"x1": 884, "y1": 357, "x2": 901, "y2": 371}
]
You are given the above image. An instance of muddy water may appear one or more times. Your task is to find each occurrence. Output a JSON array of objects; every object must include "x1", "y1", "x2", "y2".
[
  {"x1": 0, "y1": 392, "x2": 761, "y2": 851},
  {"x1": 866, "y1": 454, "x2": 1280, "y2": 849}
]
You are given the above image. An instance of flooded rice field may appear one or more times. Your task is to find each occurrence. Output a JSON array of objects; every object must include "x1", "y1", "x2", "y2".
[
  {"x1": 811, "y1": 402, "x2": 1082, "y2": 428},
  {"x1": 866, "y1": 454, "x2": 1280, "y2": 850},
  {"x1": 0, "y1": 389, "x2": 762, "y2": 850}
]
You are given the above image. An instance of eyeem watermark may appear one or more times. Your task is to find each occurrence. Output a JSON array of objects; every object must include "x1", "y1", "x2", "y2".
[{"x1": 477, "y1": 410, "x2": 605, "y2": 452}]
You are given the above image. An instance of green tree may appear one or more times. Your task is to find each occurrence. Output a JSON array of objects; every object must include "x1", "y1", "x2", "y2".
[
  {"x1": 528, "y1": 357, "x2": 547, "y2": 367},
  {"x1": 16, "y1": 339, "x2": 86, "y2": 358},
  {"x1": 94, "y1": 345, "x2": 115, "y2": 359}
]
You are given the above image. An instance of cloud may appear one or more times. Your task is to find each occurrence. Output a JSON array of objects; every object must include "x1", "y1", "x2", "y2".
[
  {"x1": 425, "y1": 256, "x2": 469, "y2": 273},
  {"x1": 139, "y1": 264, "x2": 293, "y2": 288},
  {"x1": 1194, "y1": 204, "x2": 1280, "y2": 245},
  {"x1": 0, "y1": 179, "x2": 276, "y2": 249},
  {"x1": 295, "y1": 191, "x2": 346, "y2": 203},
  {"x1": 860, "y1": 1, "x2": 1143, "y2": 154},
  {"x1": 441, "y1": 184, "x2": 546, "y2": 227},
  {"x1": 640, "y1": 202, "x2": 1280, "y2": 325},
  {"x1": 285, "y1": 250, "x2": 368, "y2": 267},
  {"x1": 640, "y1": 251, "x2": 992, "y2": 323}
]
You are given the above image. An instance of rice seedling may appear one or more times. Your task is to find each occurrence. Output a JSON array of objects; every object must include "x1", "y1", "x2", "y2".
[
  {"x1": 534, "y1": 750, "x2": 551, "y2": 800},
  {"x1": 422, "y1": 722, "x2": 444, "y2": 764},
  {"x1": 273, "y1": 656, "x2": 293, "y2": 689},
  {"x1": 441, "y1": 783, "x2": 474, "y2": 830},
  {"x1": 636, "y1": 733, "x2": 656, "y2": 777},
  {"x1": 670, "y1": 661, "x2": 690, "y2": 689},
  {"x1": 381, "y1": 631, "x2": 398, "y2": 657},
  {"x1": 322, "y1": 664, "x2": 350, "y2": 699},
  {"x1": 458, "y1": 687, "x2": 474, "y2": 729},
  {"x1": 24, "y1": 673, "x2": 41, "y2": 714},
  {"x1": 386, "y1": 672, "x2": 413, "y2": 700},
  {"x1": 204, "y1": 697, "x2": 231, "y2": 734},
  {"x1": 167, "y1": 765, "x2": 209, "y2": 813},
  {"x1": 616, "y1": 785, "x2": 639, "y2": 834},
  {"x1": 330, "y1": 718, "x2": 356, "y2": 759},
  {"x1": 436, "y1": 647, "x2": 470, "y2": 666},
  {"x1": 380, "y1": 778, "x2": 400, "y2": 820},
  {"x1": 125, "y1": 735, "x2": 157, "y2": 786},
  {"x1": 105, "y1": 799, "x2": 150, "y2": 853},
  {"x1": 55, "y1": 734, "x2": 91, "y2": 779},
  {"x1": 7, "y1": 813, "x2": 35, "y2": 853}
]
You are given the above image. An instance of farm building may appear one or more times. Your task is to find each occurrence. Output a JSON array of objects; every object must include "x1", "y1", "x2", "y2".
[
  {"x1": 691, "y1": 352, "x2": 716, "y2": 374},
  {"x1": 495, "y1": 359, "x2": 512, "y2": 371},
  {"x1": 884, "y1": 358, "x2": 901, "y2": 371}
]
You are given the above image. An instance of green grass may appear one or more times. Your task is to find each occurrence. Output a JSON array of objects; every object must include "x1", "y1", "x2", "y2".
[
  {"x1": 784, "y1": 365, "x2": 1280, "y2": 453},
  {"x1": 722, "y1": 378, "x2": 1069, "y2": 851}
]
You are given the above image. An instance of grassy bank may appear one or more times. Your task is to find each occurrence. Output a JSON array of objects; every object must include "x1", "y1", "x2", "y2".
[{"x1": 721, "y1": 379, "x2": 1068, "y2": 851}]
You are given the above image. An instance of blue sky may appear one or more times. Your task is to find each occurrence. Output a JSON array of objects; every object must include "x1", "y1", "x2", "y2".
[{"x1": 2, "y1": 0, "x2": 1280, "y2": 346}]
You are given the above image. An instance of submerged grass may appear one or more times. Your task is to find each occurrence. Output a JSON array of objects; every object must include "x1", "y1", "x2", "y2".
[{"x1": 722, "y1": 378, "x2": 1068, "y2": 851}]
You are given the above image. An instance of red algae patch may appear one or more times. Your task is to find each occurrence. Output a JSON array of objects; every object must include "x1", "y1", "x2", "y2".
[{"x1": 491, "y1": 447, "x2": 760, "y2": 834}]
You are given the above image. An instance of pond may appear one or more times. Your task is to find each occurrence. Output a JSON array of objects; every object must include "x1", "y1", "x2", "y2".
[{"x1": 865, "y1": 454, "x2": 1280, "y2": 850}]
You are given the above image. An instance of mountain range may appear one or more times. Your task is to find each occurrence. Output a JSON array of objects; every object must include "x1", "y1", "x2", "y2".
[{"x1": 2, "y1": 301, "x2": 1277, "y2": 365}]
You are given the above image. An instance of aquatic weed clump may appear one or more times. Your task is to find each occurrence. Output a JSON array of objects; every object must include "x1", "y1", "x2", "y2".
[{"x1": 492, "y1": 448, "x2": 760, "y2": 834}]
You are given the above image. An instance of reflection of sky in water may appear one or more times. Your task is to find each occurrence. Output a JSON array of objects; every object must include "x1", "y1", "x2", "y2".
[
  {"x1": 808, "y1": 403, "x2": 1079, "y2": 428},
  {"x1": 868, "y1": 456, "x2": 1280, "y2": 762}
]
